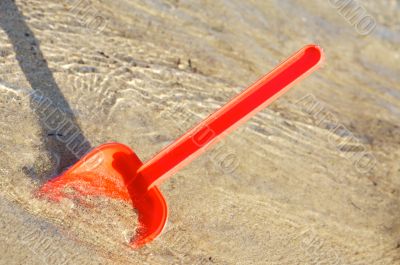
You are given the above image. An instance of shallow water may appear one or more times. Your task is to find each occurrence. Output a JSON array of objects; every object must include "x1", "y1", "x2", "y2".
[{"x1": 0, "y1": 0, "x2": 399, "y2": 264}]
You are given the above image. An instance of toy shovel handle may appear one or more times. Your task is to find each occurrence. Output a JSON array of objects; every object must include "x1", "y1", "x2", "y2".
[{"x1": 135, "y1": 44, "x2": 323, "y2": 191}]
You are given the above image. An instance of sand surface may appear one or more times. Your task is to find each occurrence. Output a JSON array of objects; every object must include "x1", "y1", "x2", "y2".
[{"x1": 0, "y1": 0, "x2": 399, "y2": 264}]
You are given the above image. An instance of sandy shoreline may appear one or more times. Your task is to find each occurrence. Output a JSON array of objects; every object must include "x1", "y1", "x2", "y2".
[{"x1": 0, "y1": 0, "x2": 399, "y2": 264}]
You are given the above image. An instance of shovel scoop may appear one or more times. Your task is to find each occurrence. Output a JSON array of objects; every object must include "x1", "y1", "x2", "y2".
[{"x1": 38, "y1": 45, "x2": 323, "y2": 247}]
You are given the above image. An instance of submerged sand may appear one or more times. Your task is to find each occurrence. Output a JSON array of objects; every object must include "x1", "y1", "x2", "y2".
[{"x1": 0, "y1": 0, "x2": 399, "y2": 264}]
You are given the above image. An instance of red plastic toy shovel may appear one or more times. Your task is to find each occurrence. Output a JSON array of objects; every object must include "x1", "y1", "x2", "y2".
[{"x1": 38, "y1": 44, "x2": 323, "y2": 247}]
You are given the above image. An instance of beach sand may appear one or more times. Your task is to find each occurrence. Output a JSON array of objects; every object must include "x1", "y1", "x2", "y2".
[{"x1": 0, "y1": 0, "x2": 399, "y2": 264}]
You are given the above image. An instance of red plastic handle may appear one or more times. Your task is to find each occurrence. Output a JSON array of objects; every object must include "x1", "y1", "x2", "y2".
[{"x1": 134, "y1": 44, "x2": 323, "y2": 192}]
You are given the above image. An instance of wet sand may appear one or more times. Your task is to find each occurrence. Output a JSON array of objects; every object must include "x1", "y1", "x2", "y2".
[{"x1": 0, "y1": 0, "x2": 399, "y2": 264}]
